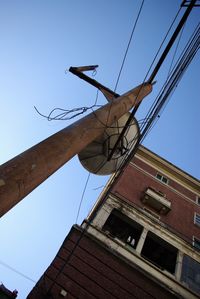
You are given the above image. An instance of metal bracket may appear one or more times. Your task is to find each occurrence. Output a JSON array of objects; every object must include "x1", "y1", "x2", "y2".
[{"x1": 69, "y1": 65, "x2": 120, "y2": 101}]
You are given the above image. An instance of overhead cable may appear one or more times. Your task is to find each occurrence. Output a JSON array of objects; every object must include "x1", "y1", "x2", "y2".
[
  {"x1": 119, "y1": 22, "x2": 200, "y2": 174},
  {"x1": 114, "y1": 0, "x2": 145, "y2": 92},
  {"x1": 107, "y1": 1, "x2": 196, "y2": 161},
  {"x1": 0, "y1": 259, "x2": 36, "y2": 283}
]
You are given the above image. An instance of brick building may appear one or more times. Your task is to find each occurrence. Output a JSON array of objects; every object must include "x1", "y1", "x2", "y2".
[
  {"x1": 27, "y1": 146, "x2": 200, "y2": 298},
  {"x1": 0, "y1": 284, "x2": 18, "y2": 299}
]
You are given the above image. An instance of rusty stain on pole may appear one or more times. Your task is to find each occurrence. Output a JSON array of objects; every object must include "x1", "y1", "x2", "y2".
[{"x1": 0, "y1": 83, "x2": 152, "y2": 217}]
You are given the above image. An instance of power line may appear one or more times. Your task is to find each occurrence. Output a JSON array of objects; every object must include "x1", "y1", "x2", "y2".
[
  {"x1": 39, "y1": 10, "x2": 154, "y2": 286},
  {"x1": 148, "y1": 0, "x2": 197, "y2": 83},
  {"x1": 89, "y1": 21, "x2": 200, "y2": 241},
  {"x1": 118, "y1": 21, "x2": 200, "y2": 174},
  {"x1": 108, "y1": 2, "x2": 185, "y2": 160},
  {"x1": 75, "y1": 172, "x2": 91, "y2": 224},
  {"x1": 114, "y1": 0, "x2": 145, "y2": 92},
  {"x1": 51, "y1": 1, "x2": 188, "y2": 256},
  {"x1": 0, "y1": 260, "x2": 36, "y2": 283},
  {"x1": 64, "y1": 0, "x2": 146, "y2": 176},
  {"x1": 140, "y1": 22, "x2": 200, "y2": 141},
  {"x1": 105, "y1": 0, "x2": 145, "y2": 132},
  {"x1": 33, "y1": 3, "x2": 198, "y2": 297},
  {"x1": 34, "y1": 104, "x2": 102, "y2": 121}
]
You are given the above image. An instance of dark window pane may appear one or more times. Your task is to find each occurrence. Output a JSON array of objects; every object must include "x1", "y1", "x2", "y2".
[
  {"x1": 193, "y1": 237, "x2": 200, "y2": 251},
  {"x1": 156, "y1": 173, "x2": 169, "y2": 184},
  {"x1": 162, "y1": 177, "x2": 168, "y2": 184},
  {"x1": 181, "y1": 255, "x2": 200, "y2": 295},
  {"x1": 156, "y1": 173, "x2": 162, "y2": 180},
  {"x1": 141, "y1": 231, "x2": 177, "y2": 274},
  {"x1": 102, "y1": 209, "x2": 143, "y2": 249}
]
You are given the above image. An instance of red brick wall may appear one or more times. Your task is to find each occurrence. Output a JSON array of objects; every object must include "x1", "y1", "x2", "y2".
[
  {"x1": 112, "y1": 162, "x2": 200, "y2": 242},
  {"x1": 27, "y1": 226, "x2": 180, "y2": 299},
  {"x1": 133, "y1": 157, "x2": 196, "y2": 200}
]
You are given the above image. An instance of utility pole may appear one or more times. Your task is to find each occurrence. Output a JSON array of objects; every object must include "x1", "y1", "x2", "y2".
[{"x1": 0, "y1": 82, "x2": 152, "y2": 217}]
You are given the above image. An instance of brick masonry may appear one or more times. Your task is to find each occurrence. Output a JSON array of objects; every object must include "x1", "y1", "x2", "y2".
[
  {"x1": 27, "y1": 226, "x2": 180, "y2": 299},
  {"x1": 112, "y1": 160, "x2": 200, "y2": 242}
]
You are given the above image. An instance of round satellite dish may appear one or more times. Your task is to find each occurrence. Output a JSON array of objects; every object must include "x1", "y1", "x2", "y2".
[{"x1": 78, "y1": 112, "x2": 140, "y2": 175}]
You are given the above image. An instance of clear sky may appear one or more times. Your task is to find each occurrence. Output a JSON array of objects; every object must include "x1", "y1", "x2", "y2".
[{"x1": 0, "y1": 1, "x2": 199, "y2": 298}]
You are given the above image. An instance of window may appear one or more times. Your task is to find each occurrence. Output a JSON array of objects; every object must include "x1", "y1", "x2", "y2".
[
  {"x1": 196, "y1": 196, "x2": 200, "y2": 205},
  {"x1": 193, "y1": 236, "x2": 200, "y2": 251},
  {"x1": 141, "y1": 231, "x2": 178, "y2": 274},
  {"x1": 181, "y1": 255, "x2": 200, "y2": 295},
  {"x1": 156, "y1": 173, "x2": 169, "y2": 184},
  {"x1": 102, "y1": 209, "x2": 143, "y2": 249},
  {"x1": 194, "y1": 213, "x2": 200, "y2": 227}
]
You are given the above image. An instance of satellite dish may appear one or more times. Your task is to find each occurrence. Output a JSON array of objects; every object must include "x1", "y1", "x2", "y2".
[{"x1": 78, "y1": 112, "x2": 140, "y2": 175}]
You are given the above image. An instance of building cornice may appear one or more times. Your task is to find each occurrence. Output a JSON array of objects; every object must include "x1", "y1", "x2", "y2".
[{"x1": 134, "y1": 146, "x2": 200, "y2": 194}]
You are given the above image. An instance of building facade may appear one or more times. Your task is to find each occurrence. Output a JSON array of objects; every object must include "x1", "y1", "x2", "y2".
[{"x1": 27, "y1": 146, "x2": 200, "y2": 298}]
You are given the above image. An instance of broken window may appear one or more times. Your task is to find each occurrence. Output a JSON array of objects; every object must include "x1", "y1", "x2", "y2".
[
  {"x1": 102, "y1": 209, "x2": 143, "y2": 249},
  {"x1": 141, "y1": 231, "x2": 178, "y2": 274},
  {"x1": 180, "y1": 255, "x2": 200, "y2": 295}
]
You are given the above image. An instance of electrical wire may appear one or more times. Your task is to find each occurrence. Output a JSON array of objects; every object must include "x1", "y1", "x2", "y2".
[
  {"x1": 66, "y1": 2, "x2": 195, "y2": 237},
  {"x1": 34, "y1": 0, "x2": 146, "y2": 141},
  {"x1": 107, "y1": 5, "x2": 183, "y2": 160},
  {"x1": 83, "y1": 9, "x2": 157, "y2": 172},
  {"x1": 105, "y1": 0, "x2": 145, "y2": 135},
  {"x1": 117, "y1": 22, "x2": 200, "y2": 176},
  {"x1": 118, "y1": 20, "x2": 199, "y2": 171},
  {"x1": 54, "y1": 0, "x2": 190, "y2": 256},
  {"x1": 114, "y1": 0, "x2": 145, "y2": 92},
  {"x1": 167, "y1": 24, "x2": 185, "y2": 77},
  {"x1": 75, "y1": 172, "x2": 91, "y2": 224},
  {"x1": 92, "y1": 22, "x2": 200, "y2": 226},
  {"x1": 0, "y1": 259, "x2": 36, "y2": 283},
  {"x1": 145, "y1": 24, "x2": 186, "y2": 134},
  {"x1": 35, "y1": 4, "x2": 197, "y2": 298},
  {"x1": 140, "y1": 22, "x2": 199, "y2": 140},
  {"x1": 34, "y1": 104, "x2": 102, "y2": 121},
  {"x1": 38, "y1": 0, "x2": 147, "y2": 298},
  {"x1": 45, "y1": 10, "x2": 199, "y2": 299}
]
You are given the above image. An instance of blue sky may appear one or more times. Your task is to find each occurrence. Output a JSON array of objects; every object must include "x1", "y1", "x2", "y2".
[{"x1": 0, "y1": 1, "x2": 199, "y2": 298}]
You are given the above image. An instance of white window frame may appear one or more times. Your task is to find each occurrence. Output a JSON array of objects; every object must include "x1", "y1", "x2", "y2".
[
  {"x1": 156, "y1": 173, "x2": 169, "y2": 184},
  {"x1": 194, "y1": 212, "x2": 200, "y2": 227},
  {"x1": 196, "y1": 195, "x2": 200, "y2": 205}
]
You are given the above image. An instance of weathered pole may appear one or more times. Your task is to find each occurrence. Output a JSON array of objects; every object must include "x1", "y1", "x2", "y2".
[{"x1": 0, "y1": 82, "x2": 152, "y2": 217}]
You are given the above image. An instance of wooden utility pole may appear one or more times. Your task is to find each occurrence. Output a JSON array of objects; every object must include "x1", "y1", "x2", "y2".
[{"x1": 0, "y1": 82, "x2": 152, "y2": 217}]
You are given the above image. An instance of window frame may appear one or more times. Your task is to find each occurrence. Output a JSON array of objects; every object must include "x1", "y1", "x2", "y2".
[
  {"x1": 102, "y1": 209, "x2": 143, "y2": 249},
  {"x1": 196, "y1": 196, "x2": 200, "y2": 205},
  {"x1": 141, "y1": 231, "x2": 178, "y2": 275},
  {"x1": 194, "y1": 212, "x2": 200, "y2": 227},
  {"x1": 193, "y1": 236, "x2": 200, "y2": 251},
  {"x1": 156, "y1": 173, "x2": 169, "y2": 185}
]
